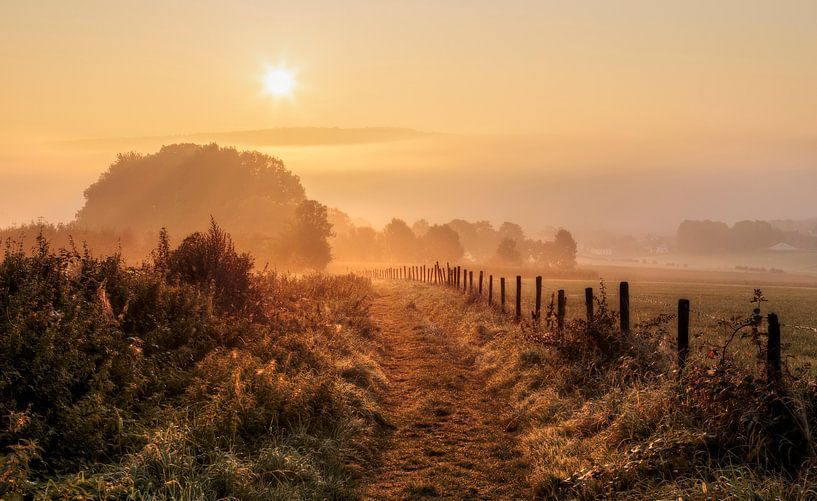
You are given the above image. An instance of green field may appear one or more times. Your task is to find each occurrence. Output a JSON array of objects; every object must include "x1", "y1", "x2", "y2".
[{"x1": 485, "y1": 277, "x2": 817, "y2": 367}]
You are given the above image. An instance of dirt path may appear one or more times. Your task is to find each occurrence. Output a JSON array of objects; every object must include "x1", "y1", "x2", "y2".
[{"x1": 363, "y1": 282, "x2": 528, "y2": 500}]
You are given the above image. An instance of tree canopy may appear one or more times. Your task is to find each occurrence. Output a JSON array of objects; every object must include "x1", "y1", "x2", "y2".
[{"x1": 77, "y1": 143, "x2": 306, "y2": 237}]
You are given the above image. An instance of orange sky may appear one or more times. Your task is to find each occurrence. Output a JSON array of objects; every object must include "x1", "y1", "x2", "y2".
[
  {"x1": 2, "y1": 0, "x2": 816, "y2": 142},
  {"x1": 1, "y1": 1, "x2": 817, "y2": 232}
]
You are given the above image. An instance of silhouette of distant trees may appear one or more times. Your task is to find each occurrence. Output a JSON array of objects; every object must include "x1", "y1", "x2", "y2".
[
  {"x1": 675, "y1": 219, "x2": 815, "y2": 252},
  {"x1": 327, "y1": 212, "x2": 578, "y2": 269},
  {"x1": 49, "y1": 143, "x2": 341, "y2": 270}
]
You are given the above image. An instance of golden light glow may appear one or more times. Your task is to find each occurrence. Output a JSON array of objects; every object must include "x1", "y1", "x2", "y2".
[{"x1": 263, "y1": 65, "x2": 296, "y2": 97}]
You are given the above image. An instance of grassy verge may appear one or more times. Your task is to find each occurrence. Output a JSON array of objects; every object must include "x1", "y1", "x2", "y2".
[
  {"x1": 403, "y1": 280, "x2": 817, "y2": 499},
  {"x1": 1, "y1": 228, "x2": 385, "y2": 500}
]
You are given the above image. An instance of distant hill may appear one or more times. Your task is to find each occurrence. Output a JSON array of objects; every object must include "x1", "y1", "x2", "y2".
[{"x1": 56, "y1": 127, "x2": 433, "y2": 150}]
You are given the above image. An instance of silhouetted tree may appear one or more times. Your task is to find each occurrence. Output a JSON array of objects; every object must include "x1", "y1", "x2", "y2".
[
  {"x1": 412, "y1": 219, "x2": 430, "y2": 237},
  {"x1": 76, "y1": 144, "x2": 306, "y2": 261},
  {"x1": 552, "y1": 229, "x2": 577, "y2": 268},
  {"x1": 383, "y1": 218, "x2": 418, "y2": 261},
  {"x1": 677, "y1": 220, "x2": 731, "y2": 252},
  {"x1": 283, "y1": 200, "x2": 334, "y2": 270},
  {"x1": 494, "y1": 238, "x2": 522, "y2": 266},
  {"x1": 498, "y1": 222, "x2": 525, "y2": 243},
  {"x1": 422, "y1": 224, "x2": 464, "y2": 262}
]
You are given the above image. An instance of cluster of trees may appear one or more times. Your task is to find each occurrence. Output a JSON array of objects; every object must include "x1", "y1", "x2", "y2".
[
  {"x1": 3, "y1": 144, "x2": 580, "y2": 272},
  {"x1": 331, "y1": 214, "x2": 577, "y2": 269},
  {"x1": 2, "y1": 144, "x2": 335, "y2": 270},
  {"x1": 676, "y1": 220, "x2": 817, "y2": 253}
]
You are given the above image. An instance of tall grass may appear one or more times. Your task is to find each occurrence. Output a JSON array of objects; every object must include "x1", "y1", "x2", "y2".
[
  {"x1": 409, "y1": 280, "x2": 817, "y2": 499},
  {"x1": 0, "y1": 227, "x2": 384, "y2": 499}
]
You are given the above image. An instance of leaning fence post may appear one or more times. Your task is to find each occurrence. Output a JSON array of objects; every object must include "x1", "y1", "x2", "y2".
[
  {"x1": 500, "y1": 277, "x2": 506, "y2": 312},
  {"x1": 557, "y1": 289, "x2": 566, "y2": 332},
  {"x1": 767, "y1": 313, "x2": 782, "y2": 385},
  {"x1": 619, "y1": 281, "x2": 630, "y2": 334},
  {"x1": 478, "y1": 271, "x2": 483, "y2": 295},
  {"x1": 488, "y1": 275, "x2": 493, "y2": 306},
  {"x1": 678, "y1": 299, "x2": 690, "y2": 370},
  {"x1": 585, "y1": 287, "x2": 594, "y2": 322},
  {"x1": 535, "y1": 276, "x2": 542, "y2": 324}
]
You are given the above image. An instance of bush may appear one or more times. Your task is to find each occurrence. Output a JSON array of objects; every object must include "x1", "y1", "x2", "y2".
[{"x1": 0, "y1": 229, "x2": 383, "y2": 499}]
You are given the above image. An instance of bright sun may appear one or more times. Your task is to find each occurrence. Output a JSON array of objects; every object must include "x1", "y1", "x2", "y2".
[{"x1": 263, "y1": 66, "x2": 296, "y2": 97}]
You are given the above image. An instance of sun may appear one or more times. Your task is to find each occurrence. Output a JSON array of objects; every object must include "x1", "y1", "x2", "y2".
[{"x1": 263, "y1": 65, "x2": 296, "y2": 97}]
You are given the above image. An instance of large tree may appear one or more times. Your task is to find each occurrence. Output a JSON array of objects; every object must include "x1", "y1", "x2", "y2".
[
  {"x1": 77, "y1": 144, "x2": 306, "y2": 238},
  {"x1": 552, "y1": 229, "x2": 577, "y2": 269},
  {"x1": 282, "y1": 200, "x2": 334, "y2": 270},
  {"x1": 383, "y1": 218, "x2": 418, "y2": 261},
  {"x1": 422, "y1": 224, "x2": 464, "y2": 262}
]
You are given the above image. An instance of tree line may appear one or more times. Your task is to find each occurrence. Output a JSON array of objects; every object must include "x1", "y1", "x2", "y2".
[
  {"x1": 330, "y1": 214, "x2": 577, "y2": 268},
  {"x1": 676, "y1": 219, "x2": 817, "y2": 253}
]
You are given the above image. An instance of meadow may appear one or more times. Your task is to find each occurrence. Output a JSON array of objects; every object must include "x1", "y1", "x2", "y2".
[{"x1": 508, "y1": 277, "x2": 817, "y2": 366}]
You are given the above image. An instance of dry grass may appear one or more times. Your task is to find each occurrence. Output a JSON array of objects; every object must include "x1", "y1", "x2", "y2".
[
  {"x1": 0, "y1": 235, "x2": 386, "y2": 500},
  {"x1": 392, "y1": 279, "x2": 817, "y2": 500}
]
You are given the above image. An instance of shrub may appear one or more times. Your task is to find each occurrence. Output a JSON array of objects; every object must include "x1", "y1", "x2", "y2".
[{"x1": 0, "y1": 228, "x2": 383, "y2": 499}]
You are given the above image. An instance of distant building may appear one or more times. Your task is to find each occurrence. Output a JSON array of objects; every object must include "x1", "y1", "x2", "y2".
[
  {"x1": 589, "y1": 247, "x2": 613, "y2": 256},
  {"x1": 768, "y1": 242, "x2": 799, "y2": 251}
]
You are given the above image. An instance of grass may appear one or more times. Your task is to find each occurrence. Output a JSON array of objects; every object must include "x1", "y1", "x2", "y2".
[
  {"x1": 478, "y1": 276, "x2": 817, "y2": 367},
  {"x1": 0, "y1": 231, "x2": 386, "y2": 500},
  {"x1": 395, "y1": 278, "x2": 817, "y2": 499}
]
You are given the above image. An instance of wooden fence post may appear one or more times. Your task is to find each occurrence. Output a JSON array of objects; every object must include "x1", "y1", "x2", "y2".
[
  {"x1": 469, "y1": 271, "x2": 473, "y2": 294},
  {"x1": 500, "y1": 277, "x2": 506, "y2": 312},
  {"x1": 557, "y1": 289, "x2": 566, "y2": 332},
  {"x1": 678, "y1": 299, "x2": 690, "y2": 370},
  {"x1": 585, "y1": 287, "x2": 594, "y2": 322},
  {"x1": 478, "y1": 271, "x2": 483, "y2": 295},
  {"x1": 535, "y1": 276, "x2": 542, "y2": 324},
  {"x1": 515, "y1": 275, "x2": 522, "y2": 321},
  {"x1": 488, "y1": 275, "x2": 493, "y2": 306},
  {"x1": 463, "y1": 268, "x2": 468, "y2": 293},
  {"x1": 767, "y1": 313, "x2": 781, "y2": 385},
  {"x1": 619, "y1": 281, "x2": 630, "y2": 334}
]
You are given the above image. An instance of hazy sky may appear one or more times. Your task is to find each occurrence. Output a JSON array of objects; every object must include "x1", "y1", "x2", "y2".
[
  {"x1": 3, "y1": 0, "x2": 817, "y2": 141},
  {"x1": 1, "y1": 1, "x2": 816, "y2": 232}
]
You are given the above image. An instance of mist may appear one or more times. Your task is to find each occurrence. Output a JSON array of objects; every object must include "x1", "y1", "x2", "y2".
[{"x1": 3, "y1": 130, "x2": 816, "y2": 238}]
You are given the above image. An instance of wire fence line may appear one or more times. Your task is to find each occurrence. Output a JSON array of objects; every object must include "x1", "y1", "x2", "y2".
[{"x1": 361, "y1": 262, "x2": 791, "y2": 384}]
